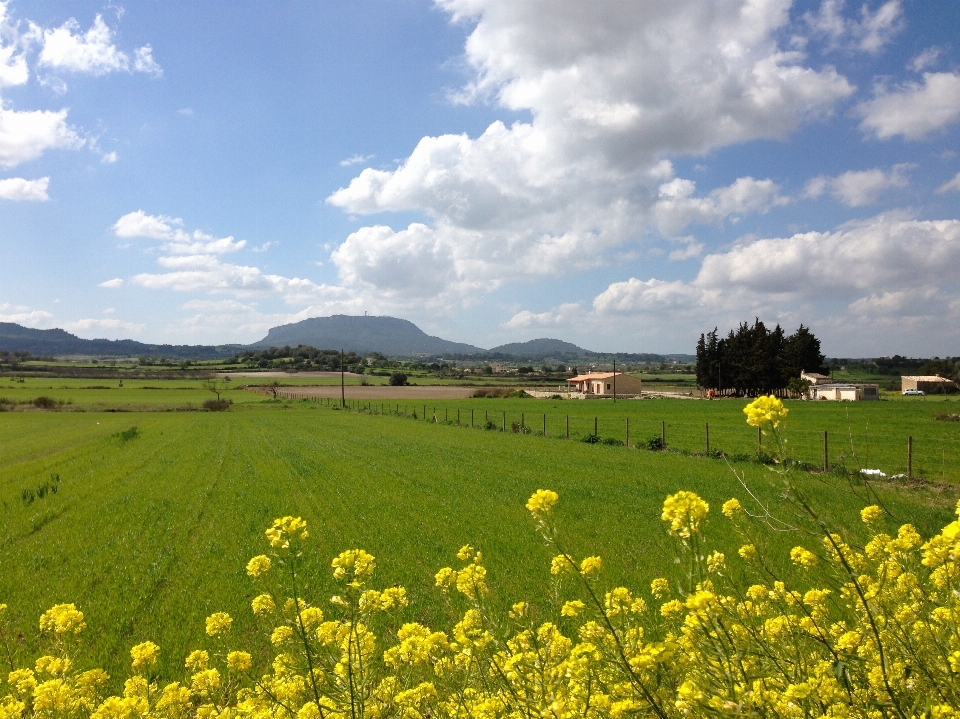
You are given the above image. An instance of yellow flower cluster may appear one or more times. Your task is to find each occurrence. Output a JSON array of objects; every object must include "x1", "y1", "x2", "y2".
[
  {"x1": 742, "y1": 394, "x2": 788, "y2": 429},
  {"x1": 661, "y1": 490, "x2": 710, "y2": 538}
]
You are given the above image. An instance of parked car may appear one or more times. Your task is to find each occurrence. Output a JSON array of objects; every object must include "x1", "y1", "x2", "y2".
[{"x1": 903, "y1": 388, "x2": 925, "y2": 396}]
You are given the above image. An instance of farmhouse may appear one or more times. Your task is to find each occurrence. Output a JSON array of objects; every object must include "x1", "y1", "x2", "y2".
[
  {"x1": 800, "y1": 371, "x2": 832, "y2": 385},
  {"x1": 807, "y1": 383, "x2": 879, "y2": 401},
  {"x1": 567, "y1": 372, "x2": 643, "y2": 396},
  {"x1": 901, "y1": 375, "x2": 958, "y2": 394}
]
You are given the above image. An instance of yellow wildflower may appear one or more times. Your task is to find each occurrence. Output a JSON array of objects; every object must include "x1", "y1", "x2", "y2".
[
  {"x1": 721, "y1": 498, "x2": 743, "y2": 518},
  {"x1": 743, "y1": 394, "x2": 788, "y2": 429},
  {"x1": 550, "y1": 554, "x2": 575, "y2": 575},
  {"x1": 130, "y1": 641, "x2": 160, "y2": 669},
  {"x1": 456, "y1": 544, "x2": 474, "y2": 561},
  {"x1": 185, "y1": 650, "x2": 209, "y2": 671},
  {"x1": 190, "y1": 669, "x2": 221, "y2": 696},
  {"x1": 38, "y1": 603, "x2": 85, "y2": 636},
  {"x1": 790, "y1": 546, "x2": 818, "y2": 568},
  {"x1": 205, "y1": 612, "x2": 232, "y2": 636},
  {"x1": 246, "y1": 555, "x2": 271, "y2": 578},
  {"x1": 661, "y1": 491, "x2": 709, "y2": 538},
  {"x1": 226, "y1": 651, "x2": 252, "y2": 672},
  {"x1": 651, "y1": 578, "x2": 669, "y2": 599},
  {"x1": 34, "y1": 656, "x2": 71, "y2": 677},
  {"x1": 331, "y1": 549, "x2": 376, "y2": 582},
  {"x1": 251, "y1": 593, "x2": 275, "y2": 615},
  {"x1": 508, "y1": 602, "x2": 528, "y2": 619},
  {"x1": 265, "y1": 516, "x2": 308, "y2": 549},
  {"x1": 579, "y1": 556, "x2": 602, "y2": 575},
  {"x1": 271, "y1": 626, "x2": 294, "y2": 646},
  {"x1": 561, "y1": 600, "x2": 585, "y2": 617},
  {"x1": 860, "y1": 505, "x2": 884, "y2": 524},
  {"x1": 739, "y1": 544, "x2": 758, "y2": 561},
  {"x1": 706, "y1": 551, "x2": 725, "y2": 573},
  {"x1": 660, "y1": 600, "x2": 683, "y2": 617},
  {"x1": 525, "y1": 489, "x2": 559, "y2": 518}
]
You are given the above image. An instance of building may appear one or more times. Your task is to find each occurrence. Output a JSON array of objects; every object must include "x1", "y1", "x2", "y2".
[
  {"x1": 567, "y1": 372, "x2": 643, "y2": 396},
  {"x1": 807, "y1": 383, "x2": 879, "y2": 401},
  {"x1": 901, "y1": 375, "x2": 958, "y2": 394},
  {"x1": 800, "y1": 371, "x2": 832, "y2": 385}
]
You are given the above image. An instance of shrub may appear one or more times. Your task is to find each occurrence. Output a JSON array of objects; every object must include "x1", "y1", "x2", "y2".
[
  {"x1": 482, "y1": 419, "x2": 498, "y2": 430},
  {"x1": 33, "y1": 395, "x2": 57, "y2": 409},
  {"x1": 511, "y1": 421, "x2": 530, "y2": 434},
  {"x1": 580, "y1": 434, "x2": 601, "y2": 443},
  {"x1": 202, "y1": 399, "x2": 232, "y2": 411},
  {"x1": 601, "y1": 436, "x2": 622, "y2": 446},
  {"x1": 643, "y1": 435, "x2": 664, "y2": 450},
  {"x1": 389, "y1": 372, "x2": 408, "y2": 386},
  {"x1": 112, "y1": 426, "x2": 140, "y2": 442}
]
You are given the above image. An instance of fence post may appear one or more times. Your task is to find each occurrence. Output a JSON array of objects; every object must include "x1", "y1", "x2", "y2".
[
  {"x1": 594, "y1": 417, "x2": 598, "y2": 436},
  {"x1": 566, "y1": 415, "x2": 569, "y2": 439},
  {"x1": 626, "y1": 418, "x2": 629, "y2": 447},
  {"x1": 823, "y1": 431, "x2": 829, "y2": 472},
  {"x1": 522, "y1": 412, "x2": 525, "y2": 429},
  {"x1": 457, "y1": 409, "x2": 460, "y2": 426},
  {"x1": 502, "y1": 410, "x2": 506, "y2": 432},
  {"x1": 423, "y1": 405, "x2": 426, "y2": 420},
  {"x1": 445, "y1": 408, "x2": 448, "y2": 422},
  {"x1": 706, "y1": 423, "x2": 710, "y2": 454},
  {"x1": 661, "y1": 420, "x2": 666, "y2": 449},
  {"x1": 543, "y1": 413, "x2": 546, "y2": 436},
  {"x1": 908, "y1": 436, "x2": 913, "y2": 479}
]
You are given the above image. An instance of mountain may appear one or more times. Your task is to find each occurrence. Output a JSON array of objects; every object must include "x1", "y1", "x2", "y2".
[
  {"x1": 0, "y1": 323, "x2": 241, "y2": 359},
  {"x1": 255, "y1": 315, "x2": 484, "y2": 356},
  {"x1": 488, "y1": 338, "x2": 588, "y2": 358}
]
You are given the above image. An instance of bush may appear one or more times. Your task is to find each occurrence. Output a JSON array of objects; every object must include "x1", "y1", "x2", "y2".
[
  {"x1": 643, "y1": 435, "x2": 664, "y2": 450},
  {"x1": 32, "y1": 395, "x2": 57, "y2": 409},
  {"x1": 202, "y1": 399, "x2": 233, "y2": 411},
  {"x1": 580, "y1": 434, "x2": 601, "y2": 443},
  {"x1": 112, "y1": 426, "x2": 140, "y2": 442},
  {"x1": 482, "y1": 419, "x2": 498, "y2": 430},
  {"x1": 601, "y1": 437, "x2": 622, "y2": 446},
  {"x1": 510, "y1": 421, "x2": 530, "y2": 434},
  {"x1": 389, "y1": 372, "x2": 408, "y2": 386}
]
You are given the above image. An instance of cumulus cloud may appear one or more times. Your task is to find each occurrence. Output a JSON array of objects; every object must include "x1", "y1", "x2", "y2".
[
  {"x1": 909, "y1": 47, "x2": 941, "y2": 73},
  {"x1": 339, "y1": 154, "x2": 374, "y2": 167},
  {"x1": 112, "y1": 210, "x2": 246, "y2": 253},
  {"x1": 98, "y1": 278, "x2": 124, "y2": 288},
  {"x1": 0, "y1": 176, "x2": 49, "y2": 201},
  {"x1": 0, "y1": 106, "x2": 82, "y2": 167},
  {"x1": 804, "y1": 0, "x2": 903, "y2": 54},
  {"x1": 803, "y1": 164, "x2": 911, "y2": 206},
  {"x1": 654, "y1": 176, "x2": 788, "y2": 236},
  {"x1": 502, "y1": 302, "x2": 584, "y2": 329},
  {"x1": 936, "y1": 173, "x2": 960, "y2": 195},
  {"x1": 38, "y1": 14, "x2": 161, "y2": 76},
  {"x1": 327, "y1": 0, "x2": 855, "y2": 301},
  {"x1": 858, "y1": 73, "x2": 960, "y2": 140},
  {"x1": 0, "y1": 303, "x2": 53, "y2": 327}
]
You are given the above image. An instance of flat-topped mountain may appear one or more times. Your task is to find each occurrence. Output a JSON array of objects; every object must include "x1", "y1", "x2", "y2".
[{"x1": 255, "y1": 315, "x2": 483, "y2": 356}]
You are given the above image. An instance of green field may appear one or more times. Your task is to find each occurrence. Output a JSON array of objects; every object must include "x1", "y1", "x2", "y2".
[{"x1": 2, "y1": 385, "x2": 958, "y2": 686}]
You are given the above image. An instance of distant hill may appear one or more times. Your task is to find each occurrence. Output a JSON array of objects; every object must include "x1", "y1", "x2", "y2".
[
  {"x1": 0, "y1": 323, "x2": 240, "y2": 359},
  {"x1": 488, "y1": 338, "x2": 588, "y2": 358},
  {"x1": 255, "y1": 315, "x2": 484, "y2": 356}
]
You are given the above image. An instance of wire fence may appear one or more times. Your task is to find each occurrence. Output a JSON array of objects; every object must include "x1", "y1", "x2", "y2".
[{"x1": 274, "y1": 392, "x2": 960, "y2": 484}]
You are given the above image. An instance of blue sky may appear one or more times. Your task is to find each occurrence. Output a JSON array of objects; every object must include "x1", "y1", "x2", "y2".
[{"x1": 2, "y1": 0, "x2": 960, "y2": 355}]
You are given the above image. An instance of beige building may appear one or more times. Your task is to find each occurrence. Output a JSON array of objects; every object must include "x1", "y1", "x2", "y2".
[
  {"x1": 807, "y1": 383, "x2": 879, "y2": 401},
  {"x1": 800, "y1": 371, "x2": 832, "y2": 385},
  {"x1": 901, "y1": 375, "x2": 958, "y2": 394},
  {"x1": 567, "y1": 372, "x2": 643, "y2": 396}
]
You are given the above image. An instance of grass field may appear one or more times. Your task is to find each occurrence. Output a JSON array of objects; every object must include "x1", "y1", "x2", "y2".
[{"x1": 2, "y1": 390, "x2": 958, "y2": 686}]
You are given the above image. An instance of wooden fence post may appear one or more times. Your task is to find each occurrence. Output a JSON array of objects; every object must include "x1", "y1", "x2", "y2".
[
  {"x1": 543, "y1": 413, "x2": 546, "y2": 436},
  {"x1": 626, "y1": 418, "x2": 629, "y2": 447},
  {"x1": 502, "y1": 410, "x2": 506, "y2": 432},
  {"x1": 661, "y1": 420, "x2": 666, "y2": 449},
  {"x1": 471, "y1": 409, "x2": 474, "y2": 428},
  {"x1": 521, "y1": 412, "x2": 525, "y2": 429},
  {"x1": 566, "y1": 415, "x2": 569, "y2": 439},
  {"x1": 457, "y1": 409, "x2": 460, "y2": 426},
  {"x1": 705, "y1": 423, "x2": 710, "y2": 454},
  {"x1": 823, "y1": 431, "x2": 829, "y2": 471},
  {"x1": 594, "y1": 417, "x2": 598, "y2": 436}
]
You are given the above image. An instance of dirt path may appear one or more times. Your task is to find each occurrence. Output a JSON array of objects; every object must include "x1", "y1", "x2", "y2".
[{"x1": 249, "y1": 385, "x2": 481, "y2": 399}]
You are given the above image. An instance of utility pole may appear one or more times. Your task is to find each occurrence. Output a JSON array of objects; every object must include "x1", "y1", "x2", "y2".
[{"x1": 340, "y1": 349, "x2": 345, "y2": 408}]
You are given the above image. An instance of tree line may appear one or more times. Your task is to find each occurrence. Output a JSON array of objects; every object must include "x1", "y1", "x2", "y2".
[{"x1": 696, "y1": 320, "x2": 827, "y2": 396}]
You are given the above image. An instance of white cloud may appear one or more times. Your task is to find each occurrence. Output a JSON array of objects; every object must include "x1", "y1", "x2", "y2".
[
  {"x1": 178, "y1": 107, "x2": 194, "y2": 116},
  {"x1": 0, "y1": 176, "x2": 49, "y2": 201},
  {"x1": 101, "y1": 151, "x2": 118, "y2": 163},
  {"x1": 803, "y1": 164, "x2": 911, "y2": 206},
  {"x1": 133, "y1": 44, "x2": 162, "y2": 76},
  {"x1": 0, "y1": 303, "x2": 54, "y2": 327},
  {"x1": 113, "y1": 210, "x2": 182, "y2": 239},
  {"x1": 0, "y1": 2, "x2": 28, "y2": 89},
  {"x1": 327, "y1": 0, "x2": 855, "y2": 301},
  {"x1": 936, "y1": 173, "x2": 960, "y2": 195},
  {"x1": 858, "y1": 73, "x2": 960, "y2": 140},
  {"x1": 0, "y1": 106, "x2": 82, "y2": 167},
  {"x1": 654, "y1": 176, "x2": 788, "y2": 236},
  {"x1": 98, "y1": 278, "x2": 124, "y2": 288},
  {"x1": 909, "y1": 47, "x2": 941, "y2": 73},
  {"x1": 339, "y1": 154, "x2": 374, "y2": 167},
  {"x1": 668, "y1": 239, "x2": 705, "y2": 261},
  {"x1": 503, "y1": 302, "x2": 584, "y2": 329},
  {"x1": 38, "y1": 14, "x2": 130, "y2": 75},
  {"x1": 805, "y1": 0, "x2": 903, "y2": 54},
  {"x1": 63, "y1": 317, "x2": 144, "y2": 335},
  {"x1": 251, "y1": 241, "x2": 277, "y2": 252}
]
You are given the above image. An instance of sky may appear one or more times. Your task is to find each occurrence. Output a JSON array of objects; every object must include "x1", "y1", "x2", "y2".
[{"x1": 2, "y1": 0, "x2": 960, "y2": 356}]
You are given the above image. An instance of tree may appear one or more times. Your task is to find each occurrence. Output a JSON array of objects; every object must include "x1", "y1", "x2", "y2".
[
  {"x1": 202, "y1": 377, "x2": 231, "y2": 401},
  {"x1": 389, "y1": 372, "x2": 407, "y2": 386},
  {"x1": 781, "y1": 324, "x2": 827, "y2": 380}
]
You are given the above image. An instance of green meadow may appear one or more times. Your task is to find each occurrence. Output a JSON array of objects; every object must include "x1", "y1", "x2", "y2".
[{"x1": 2, "y1": 384, "x2": 958, "y2": 685}]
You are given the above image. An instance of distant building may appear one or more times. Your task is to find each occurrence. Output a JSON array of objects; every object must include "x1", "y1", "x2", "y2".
[
  {"x1": 901, "y1": 375, "x2": 958, "y2": 394},
  {"x1": 807, "y1": 383, "x2": 879, "y2": 401},
  {"x1": 800, "y1": 371, "x2": 832, "y2": 385},
  {"x1": 567, "y1": 372, "x2": 643, "y2": 396}
]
